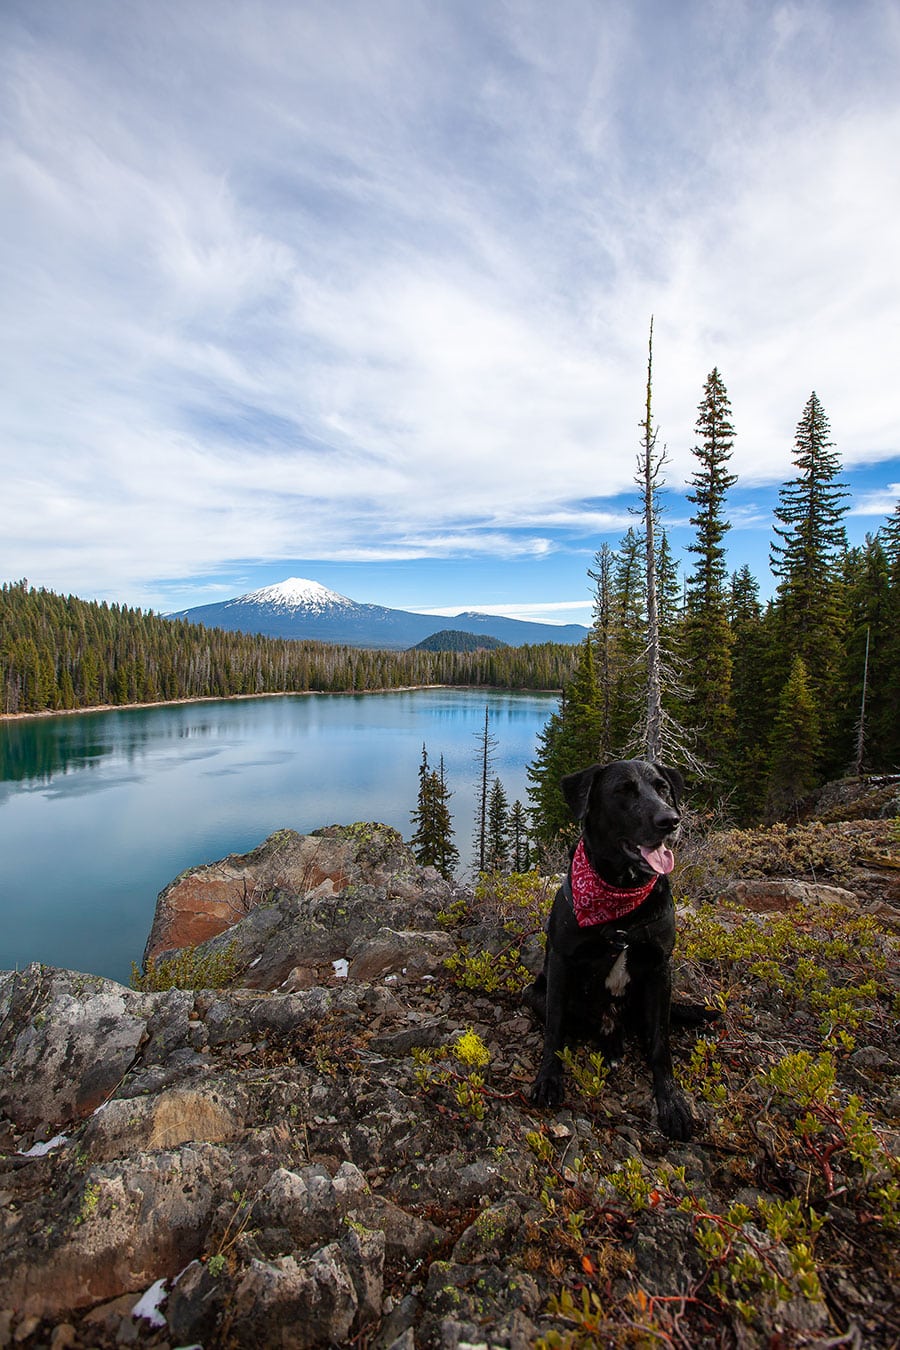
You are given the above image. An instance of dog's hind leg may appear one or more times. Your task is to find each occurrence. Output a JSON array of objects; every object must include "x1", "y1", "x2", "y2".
[{"x1": 522, "y1": 971, "x2": 547, "y2": 1023}]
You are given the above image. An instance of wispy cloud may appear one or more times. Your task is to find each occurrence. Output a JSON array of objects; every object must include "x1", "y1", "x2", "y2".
[
  {"x1": 1, "y1": 0, "x2": 898, "y2": 608},
  {"x1": 418, "y1": 599, "x2": 594, "y2": 626}
]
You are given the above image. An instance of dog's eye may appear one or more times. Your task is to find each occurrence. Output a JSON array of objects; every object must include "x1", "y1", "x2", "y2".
[{"x1": 654, "y1": 779, "x2": 670, "y2": 797}]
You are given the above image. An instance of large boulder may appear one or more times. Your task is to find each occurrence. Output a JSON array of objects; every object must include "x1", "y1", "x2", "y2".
[
  {"x1": 142, "y1": 824, "x2": 458, "y2": 992},
  {"x1": 143, "y1": 824, "x2": 451, "y2": 969},
  {"x1": 0, "y1": 966, "x2": 151, "y2": 1129}
]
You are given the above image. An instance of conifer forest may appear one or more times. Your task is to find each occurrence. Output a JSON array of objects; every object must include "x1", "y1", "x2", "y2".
[
  {"x1": 527, "y1": 380, "x2": 900, "y2": 841},
  {"x1": 3, "y1": 378, "x2": 900, "y2": 843},
  {"x1": 0, "y1": 582, "x2": 575, "y2": 714}
]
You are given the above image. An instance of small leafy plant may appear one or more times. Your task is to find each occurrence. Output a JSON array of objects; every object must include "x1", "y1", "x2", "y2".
[
  {"x1": 413, "y1": 1028, "x2": 493, "y2": 1121},
  {"x1": 444, "y1": 943, "x2": 532, "y2": 995}
]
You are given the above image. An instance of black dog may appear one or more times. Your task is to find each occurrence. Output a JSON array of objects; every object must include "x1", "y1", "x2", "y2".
[{"x1": 526, "y1": 758, "x2": 709, "y2": 1141}]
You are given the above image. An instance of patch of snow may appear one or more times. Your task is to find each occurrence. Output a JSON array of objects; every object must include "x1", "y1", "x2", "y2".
[
  {"x1": 236, "y1": 578, "x2": 356, "y2": 614},
  {"x1": 332, "y1": 958, "x2": 349, "y2": 979},
  {"x1": 132, "y1": 1277, "x2": 168, "y2": 1328},
  {"x1": 18, "y1": 1133, "x2": 68, "y2": 1158}
]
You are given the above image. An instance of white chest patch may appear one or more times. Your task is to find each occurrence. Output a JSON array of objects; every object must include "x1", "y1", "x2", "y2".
[{"x1": 605, "y1": 950, "x2": 630, "y2": 997}]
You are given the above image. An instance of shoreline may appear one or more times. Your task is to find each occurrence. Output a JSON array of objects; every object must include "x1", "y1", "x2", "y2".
[{"x1": 0, "y1": 685, "x2": 561, "y2": 723}]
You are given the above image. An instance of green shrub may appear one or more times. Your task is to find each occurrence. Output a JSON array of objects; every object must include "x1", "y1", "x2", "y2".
[{"x1": 130, "y1": 940, "x2": 239, "y2": 991}]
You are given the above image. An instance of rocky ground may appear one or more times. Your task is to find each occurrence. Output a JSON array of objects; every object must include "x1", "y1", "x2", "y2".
[{"x1": 1, "y1": 786, "x2": 899, "y2": 1350}]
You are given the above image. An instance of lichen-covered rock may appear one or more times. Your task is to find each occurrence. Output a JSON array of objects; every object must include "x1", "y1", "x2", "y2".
[
  {"x1": 80, "y1": 1085, "x2": 246, "y2": 1161},
  {"x1": 717, "y1": 878, "x2": 860, "y2": 912},
  {"x1": 143, "y1": 824, "x2": 452, "y2": 970},
  {"x1": 348, "y1": 927, "x2": 455, "y2": 981},
  {"x1": 231, "y1": 1241, "x2": 359, "y2": 1349},
  {"x1": 0, "y1": 966, "x2": 150, "y2": 1129},
  {"x1": 1, "y1": 805, "x2": 898, "y2": 1349},
  {"x1": 0, "y1": 1143, "x2": 232, "y2": 1317}
]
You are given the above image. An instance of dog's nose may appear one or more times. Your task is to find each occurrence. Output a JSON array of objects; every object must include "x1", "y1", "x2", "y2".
[{"x1": 656, "y1": 809, "x2": 680, "y2": 834}]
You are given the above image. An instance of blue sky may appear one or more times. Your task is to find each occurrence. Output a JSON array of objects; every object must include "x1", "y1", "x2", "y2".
[{"x1": 2, "y1": 0, "x2": 898, "y2": 626}]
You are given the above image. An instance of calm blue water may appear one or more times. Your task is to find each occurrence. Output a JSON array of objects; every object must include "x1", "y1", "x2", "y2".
[{"x1": 0, "y1": 690, "x2": 555, "y2": 984}]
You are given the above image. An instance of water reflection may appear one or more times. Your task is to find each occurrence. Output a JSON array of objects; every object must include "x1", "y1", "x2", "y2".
[{"x1": 0, "y1": 691, "x2": 556, "y2": 984}]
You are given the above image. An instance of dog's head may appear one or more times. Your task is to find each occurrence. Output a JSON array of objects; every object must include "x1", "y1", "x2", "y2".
[{"x1": 561, "y1": 758, "x2": 684, "y2": 880}]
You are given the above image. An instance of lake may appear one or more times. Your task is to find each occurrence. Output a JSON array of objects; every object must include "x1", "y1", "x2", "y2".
[{"x1": 0, "y1": 689, "x2": 556, "y2": 985}]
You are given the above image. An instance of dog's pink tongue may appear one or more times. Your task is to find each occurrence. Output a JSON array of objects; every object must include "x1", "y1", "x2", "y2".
[{"x1": 640, "y1": 843, "x2": 675, "y2": 875}]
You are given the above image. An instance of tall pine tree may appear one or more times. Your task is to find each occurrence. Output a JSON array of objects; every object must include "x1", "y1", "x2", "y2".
[
  {"x1": 684, "y1": 369, "x2": 737, "y2": 778},
  {"x1": 508, "y1": 800, "x2": 530, "y2": 871},
  {"x1": 770, "y1": 392, "x2": 848, "y2": 771},
  {"x1": 486, "y1": 777, "x2": 510, "y2": 872},
  {"x1": 410, "y1": 745, "x2": 458, "y2": 879}
]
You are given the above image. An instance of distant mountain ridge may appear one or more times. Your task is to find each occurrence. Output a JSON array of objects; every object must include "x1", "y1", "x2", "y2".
[{"x1": 169, "y1": 578, "x2": 588, "y2": 649}]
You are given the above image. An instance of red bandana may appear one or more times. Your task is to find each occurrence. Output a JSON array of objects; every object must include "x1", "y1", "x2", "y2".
[{"x1": 570, "y1": 839, "x2": 658, "y2": 928}]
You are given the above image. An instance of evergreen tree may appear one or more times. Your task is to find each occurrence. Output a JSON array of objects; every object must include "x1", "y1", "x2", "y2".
[
  {"x1": 486, "y1": 777, "x2": 510, "y2": 872},
  {"x1": 608, "y1": 528, "x2": 646, "y2": 752},
  {"x1": 878, "y1": 502, "x2": 900, "y2": 764},
  {"x1": 526, "y1": 638, "x2": 603, "y2": 856},
  {"x1": 509, "y1": 799, "x2": 530, "y2": 871},
  {"x1": 656, "y1": 530, "x2": 682, "y2": 639},
  {"x1": 839, "y1": 537, "x2": 892, "y2": 771},
  {"x1": 559, "y1": 637, "x2": 601, "y2": 768},
  {"x1": 432, "y1": 754, "x2": 459, "y2": 880},
  {"x1": 410, "y1": 745, "x2": 458, "y2": 879},
  {"x1": 410, "y1": 744, "x2": 439, "y2": 867},
  {"x1": 684, "y1": 368, "x2": 738, "y2": 777},
  {"x1": 526, "y1": 706, "x2": 572, "y2": 856},
  {"x1": 770, "y1": 392, "x2": 848, "y2": 769},
  {"x1": 881, "y1": 499, "x2": 900, "y2": 572},
  {"x1": 727, "y1": 567, "x2": 771, "y2": 820},
  {"x1": 767, "y1": 656, "x2": 821, "y2": 819}
]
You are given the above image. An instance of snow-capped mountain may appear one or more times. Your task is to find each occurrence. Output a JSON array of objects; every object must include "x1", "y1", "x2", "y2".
[
  {"x1": 169, "y1": 578, "x2": 588, "y2": 649},
  {"x1": 235, "y1": 579, "x2": 358, "y2": 615}
]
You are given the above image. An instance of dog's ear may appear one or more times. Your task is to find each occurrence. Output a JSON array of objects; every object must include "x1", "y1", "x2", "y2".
[
  {"x1": 561, "y1": 763, "x2": 605, "y2": 821},
  {"x1": 654, "y1": 763, "x2": 685, "y2": 806}
]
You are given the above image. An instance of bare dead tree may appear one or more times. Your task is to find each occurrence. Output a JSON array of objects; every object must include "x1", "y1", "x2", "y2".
[
  {"x1": 636, "y1": 317, "x2": 666, "y2": 762},
  {"x1": 473, "y1": 704, "x2": 498, "y2": 872},
  {"x1": 632, "y1": 319, "x2": 703, "y2": 775}
]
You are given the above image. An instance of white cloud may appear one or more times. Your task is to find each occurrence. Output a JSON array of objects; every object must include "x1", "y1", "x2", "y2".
[
  {"x1": 849, "y1": 487, "x2": 900, "y2": 518},
  {"x1": 1, "y1": 0, "x2": 898, "y2": 608},
  {"x1": 417, "y1": 599, "x2": 593, "y2": 626}
]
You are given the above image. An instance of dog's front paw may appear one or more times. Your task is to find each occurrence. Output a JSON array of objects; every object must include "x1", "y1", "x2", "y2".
[
  {"x1": 530, "y1": 1073, "x2": 564, "y2": 1109},
  {"x1": 656, "y1": 1088, "x2": 694, "y2": 1141}
]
